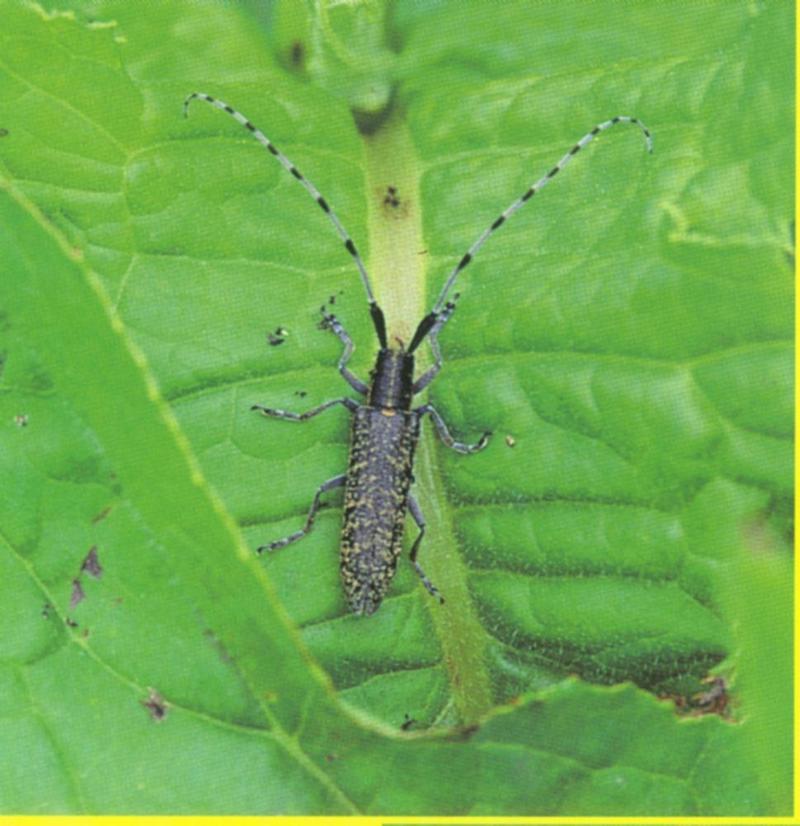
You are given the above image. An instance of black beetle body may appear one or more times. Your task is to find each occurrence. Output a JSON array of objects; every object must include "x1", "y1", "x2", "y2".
[{"x1": 341, "y1": 386, "x2": 420, "y2": 615}]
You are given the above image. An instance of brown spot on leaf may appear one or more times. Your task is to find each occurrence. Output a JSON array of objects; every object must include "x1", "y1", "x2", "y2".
[
  {"x1": 69, "y1": 578, "x2": 85, "y2": 610},
  {"x1": 81, "y1": 546, "x2": 103, "y2": 579},
  {"x1": 142, "y1": 689, "x2": 169, "y2": 722}
]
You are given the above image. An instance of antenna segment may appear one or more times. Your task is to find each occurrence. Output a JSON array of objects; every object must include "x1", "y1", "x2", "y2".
[
  {"x1": 431, "y1": 116, "x2": 653, "y2": 314},
  {"x1": 183, "y1": 93, "x2": 385, "y2": 342}
]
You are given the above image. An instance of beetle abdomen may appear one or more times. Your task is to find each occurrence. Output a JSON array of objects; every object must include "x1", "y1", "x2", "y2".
[{"x1": 341, "y1": 406, "x2": 420, "y2": 615}]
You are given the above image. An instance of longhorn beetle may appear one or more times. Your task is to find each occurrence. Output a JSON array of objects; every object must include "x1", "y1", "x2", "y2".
[{"x1": 184, "y1": 92, "x2": 652, "y2": 616}]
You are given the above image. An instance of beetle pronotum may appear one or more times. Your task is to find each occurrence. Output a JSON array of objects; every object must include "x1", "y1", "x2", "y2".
[{"x1": 184, "y1": 92, "x2": 652, "y2": 616}]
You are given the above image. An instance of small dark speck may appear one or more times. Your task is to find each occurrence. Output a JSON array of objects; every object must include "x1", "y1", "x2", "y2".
[
  {"x1": 290, "y1": 40, "x2": 305, "y2": 67},
  {"x1": 92, "y1": 505, "x2": 112, "y2": 524},
  {"x1": 383, "y1": 185, "x2": 400, "y2": 208},
  {"x1": 70, "y1": 578, "x2": 85, "y2": 609},
  {"x1": 294, "y1": 390, "x2": 307, "y2": 398},
  {"x1": 142, "y1": 688, "x2": 169, "y2": 722},
  {"x1": 66, "y1": 617, "x2": 78, "y2": 628},
  {"x1": 267, "y1": 330, "x2": 286, "y2": 347},
  {"x1": 324, "y1": 753, "x2": 339, "y2": 763},
  {"x1": 81, "y1": 546, "x2": 103, "y2": 579},
  {"x1": 328, "y1": 294, "x2": 336, "y2": 305},
  {"x1": 401, "y1": 713, "x2": 415, "y2": 731},
  {"x1": 0, "y1": 128, "x2": 8, "y2": 138},
  {"x1": 41, "y1": 603, "x2": 51, "y2": 619},
  {"x1": 14, "y1": 414, "x2": 28, "y2": 427}
]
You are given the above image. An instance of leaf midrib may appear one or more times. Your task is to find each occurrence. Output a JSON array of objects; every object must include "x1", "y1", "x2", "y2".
[{"x1": 363, "y1": 112, "x2": 493, "y2": 724}]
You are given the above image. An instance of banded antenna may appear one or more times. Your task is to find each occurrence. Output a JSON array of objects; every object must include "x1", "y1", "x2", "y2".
[
  {"x1": 183, "y1": 92, "x2": 388, "y2": 348},
  {"x1": 407, "y1": 115, "x2": 653, "y2": 353}
]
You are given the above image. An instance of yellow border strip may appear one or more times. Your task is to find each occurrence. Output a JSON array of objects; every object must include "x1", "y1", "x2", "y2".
[
  {"x1": 0, "y1": 817, "x2": 797, "y2": 825},
  {"x1": 794, "y1": 1, "x2": 799, "y2": 819}
]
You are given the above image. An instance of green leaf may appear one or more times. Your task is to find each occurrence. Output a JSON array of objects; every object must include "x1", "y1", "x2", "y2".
[{"x1": 0, "y1": 0, "x2": 790, "y2": 815}]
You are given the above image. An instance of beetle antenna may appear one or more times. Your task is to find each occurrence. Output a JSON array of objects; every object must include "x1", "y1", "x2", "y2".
[
  {"x1": 431, "y1": 115, "x2": 653, "y2": 316},
  {"x1": 184, "y1": 92, "x2": 388, "y2": 348}
]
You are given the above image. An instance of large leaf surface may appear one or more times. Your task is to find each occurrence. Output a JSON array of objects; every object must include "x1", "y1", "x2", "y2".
[{"x1": 0, "y1": 0, "x2": 791, "y2": 815}]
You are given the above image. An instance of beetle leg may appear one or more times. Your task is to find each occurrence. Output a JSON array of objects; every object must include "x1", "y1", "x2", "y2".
[
  {"x1": 412, "y1": 301, "x2": 457, "y2": 394},
  {"x1": 416, "y1": 403, "x2": 491, "y2": 454},
  {"x1": 407, "y1": 495, "x2": 444, "y2": 604},
  {"x1": 258, "y1": 474, "x2": 346, "y2": 553},
  {"x1": 251, "y1": 396, "x2": 357, "y2": 421},
  {"x1": 320, "y1": 309, "x2": 369, "y2": 394}
]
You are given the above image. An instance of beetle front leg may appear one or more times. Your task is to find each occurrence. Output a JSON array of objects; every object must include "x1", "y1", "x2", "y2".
[
  {"x1": 416, "y1": 403, "x2": 491, "y2": 454},
  {"x1": 320, "y1": 309, "x2": 369, "y2": 394},
  {"x1": 407, "y1": 495, "x2": 444, "y2": 604},
  {"x1": 251, "y1": 396, "x2": 357, "y2": 421},
  {"x1": 258, "y1": 474, "x2": 346, "y2": 553}
]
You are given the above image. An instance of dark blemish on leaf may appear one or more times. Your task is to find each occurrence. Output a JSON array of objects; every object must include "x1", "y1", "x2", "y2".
[
  {"x1": 382, "y1": 185, "x2": 410, "y2": 218},
  {"x1": 324, "y1": 753, "x2": 339, "y2": 763},
  {"x1": 70, "y1": 578, "x2": 85, "y2": 610},
  {"x1": 141, "y1": 688, "x2": 169, "y2": 722},
  {"x1": 290, "y1": 40, "x2": 305, "y2": 68},
  {"x1": 383, "y1": 185, "x2": 400, "y2": 209},
  {"x1": 267, "y1": 328, "x2": 287, "y2": 347},
  {"x1": 294, "y1": 390, "x2": 307, "y2": 398},
  {"x1": 81, "y1": 546, "x2": 103, "y2": 579},
  {"x1": 92, "y1": 505, "x2": 112, "y2": 524},
  {"x1": 324, "y1": 290, "x2": 344, "y2": 311},
  {"x1": 688, "y1": 676, "x2": 731, "y2": 718},
  {"x1": 417, "y1": 249, "x2": 428, "y2": 256},
  {"x1": 14, "y1": 414, "x2": 28, "y2": 427},
  {"x1": 41, "y1": 603, "x2": 51, "y2": 619},
  {"x1": 0, "y1": 128, "x2": 8, "y2": 137},
  {"x1": 66, "y1": 617, "x2": 78, "y2": 628},
  {"x1": 400, "y1": 712, "x2": 415, "y2": 731},
  {"x1": 661, "y1": 676, "x2": 732, "y2": 719}
]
